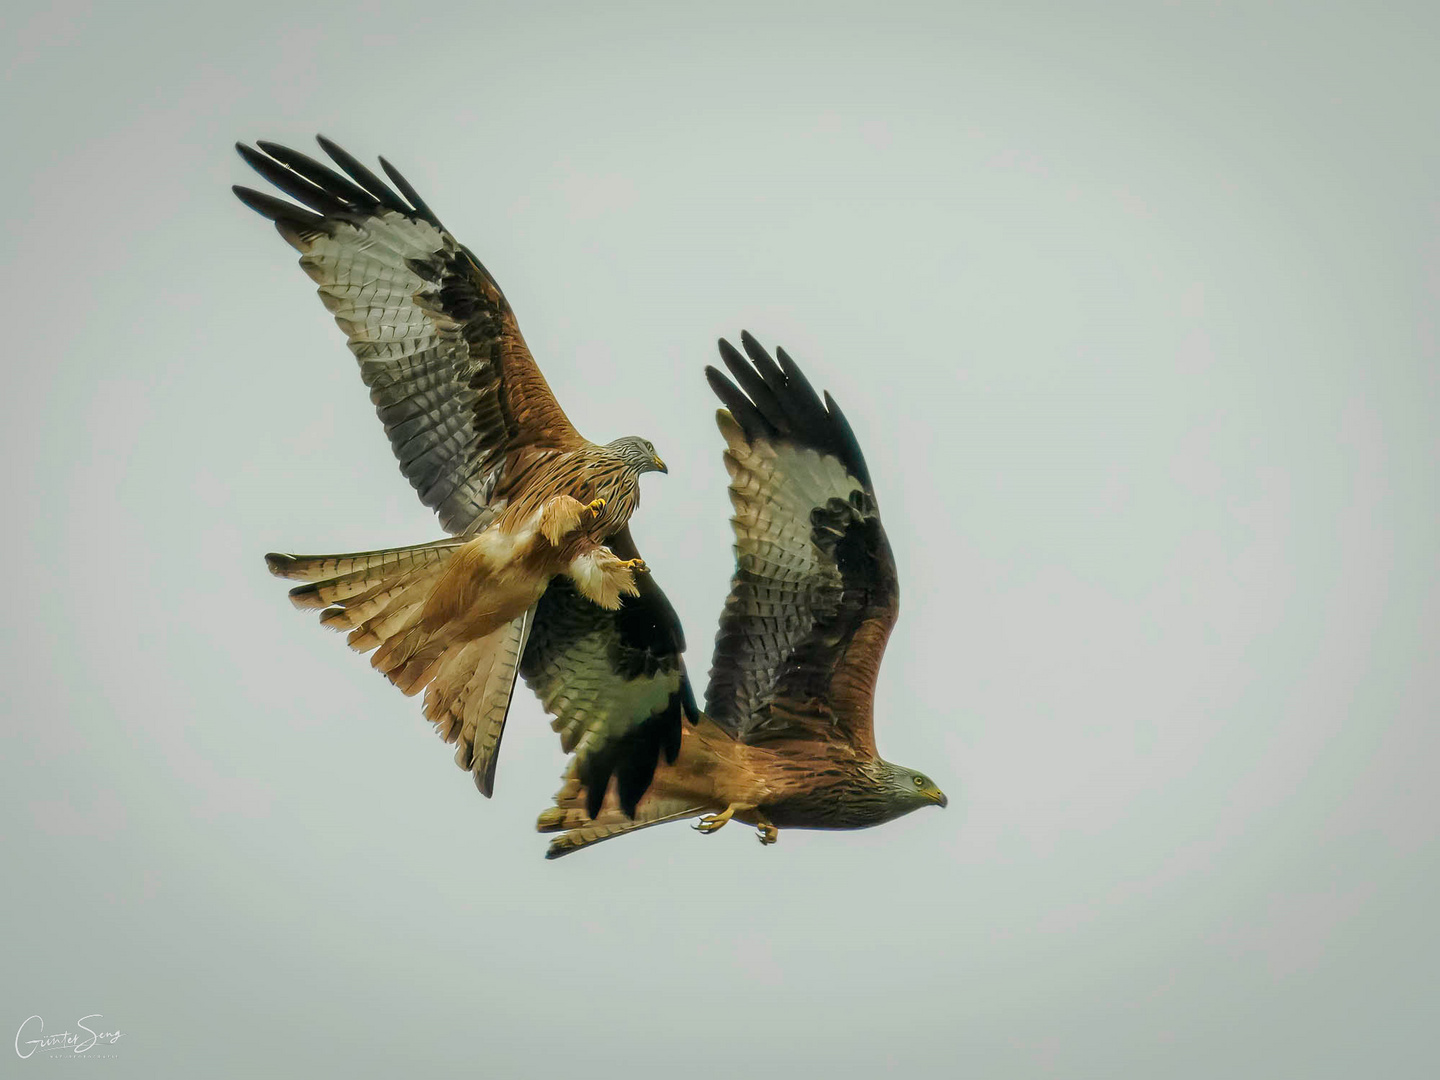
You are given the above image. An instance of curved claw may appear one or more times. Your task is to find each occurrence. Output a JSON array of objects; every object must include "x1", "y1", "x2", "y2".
[
  {"x1": 621, "y1": 557, "x2": 648, "y2": 575},
  {"x1": 585, "y1": 497, "x2": 607, "y2": 517},
  {"x1": 694, "y1": 806, "x2": 736, "y2": 834}
]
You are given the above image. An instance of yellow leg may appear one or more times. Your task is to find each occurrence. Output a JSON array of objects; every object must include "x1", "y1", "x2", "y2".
[
  {"x1": 619, "y1": 557, "x2": 648, "y2": 574},
  {"x1": 755, "y1": 812, "x2": 778, "y2": 846},
  {"x1": 585, "y1": 497, "x2": 607, "y2": 517}
]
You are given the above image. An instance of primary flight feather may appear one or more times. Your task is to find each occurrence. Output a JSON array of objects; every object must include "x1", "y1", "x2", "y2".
[
  {"x1": 236, "y1": 136, "x2": 684, "y2": 810},
  {"x1": 237, "y1": 138, "x2": 946, "y2": 855},
  {"x1": 539, "y1": 332, "x2": 946, "y2": 856}
]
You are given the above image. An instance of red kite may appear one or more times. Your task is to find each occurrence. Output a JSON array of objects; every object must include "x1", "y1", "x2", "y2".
[{"x1": 237, "y1": 139, "x2": 945, "y2": 857}]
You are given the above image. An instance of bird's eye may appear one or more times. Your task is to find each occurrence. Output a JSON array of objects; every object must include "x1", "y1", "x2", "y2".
[{"x1": 914, "y1": 776, "x2": 925, "y2": 787}]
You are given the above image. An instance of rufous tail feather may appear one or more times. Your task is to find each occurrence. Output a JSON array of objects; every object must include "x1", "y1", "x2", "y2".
[
  {"x1": 266, "y1": 538, "x2": 534, "y2": 793},
  {"x1": 536, "y1": 769, "x2": 705, "y2": 858}
]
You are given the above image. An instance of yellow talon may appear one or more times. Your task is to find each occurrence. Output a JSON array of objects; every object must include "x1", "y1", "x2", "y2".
[
  {"x1": 694, "y1": 805, "x2": 736, "y2": 834},
  {"x1": 756, "y1": 822, "x2": 778, "y2": 846},
  {"x1": 621, "y1": 557, "x2": 648, "y2": 574},
  {"x1": 586, "y1": 498, "x2": 606, "y2": 516}
]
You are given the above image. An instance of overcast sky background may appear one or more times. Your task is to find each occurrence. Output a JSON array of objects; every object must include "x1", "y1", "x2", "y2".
[{"x1": 4, "y1": 1, "x2": 1437, "y2": 1076}]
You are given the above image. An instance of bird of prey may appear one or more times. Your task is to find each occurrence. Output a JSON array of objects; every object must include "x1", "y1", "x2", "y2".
[
  {"x1": 538, "y1": 333, "x2": 948, "y2": 856},
  {"x1": 238, "y1": 138, "x2": 946, "y2": 857},
  {"x1": 236, "y1": 137, "x2": 678, "y2": 806}
]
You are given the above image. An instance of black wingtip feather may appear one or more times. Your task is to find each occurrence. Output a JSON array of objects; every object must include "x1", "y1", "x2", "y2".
[
  {"x1": 314, "y1": 135, "x2": 410, "y2": 214},
  {"x1": 823, "y1": 391, "x2": 871, "y2": 489},
  {"x1": 255, "y1": 140, "x2": 381, "y2": 212},
  {"x1": 576, "y1": 688, "x2": 689, "y2": 820},
  {"x1": 775, "y1": 346, "x2": 831, "y2": 432},
  {"x1": 238, "y1": 136, "x2": 447, "y2": 229},
  {"x1": 232, "y1": 185, "x2": 326, "y2": 229},
  {"x1": 738, "y1": 332, "x2": 789, "y2": 405},
  {"x1": 379, "y1": 156, "x2": 444, "y2": 230},
  {"x1": 263, "y1": 552, "x2": 296, "y2": 576},
  {"x1": 524, "y1": 565, "x2": 689, "y2": 826},
  {"x1": 235, "y1": 142, "x2": 351, "y2": 217},
  {"x1": 709, "y1": 333, "x2": 873, "y2": 487},
  {"x1": 719, "y1": 338, "x2": 788, "y2": 431},
  {"x1": 706, "y1": 364, "x2": 772, "y2": 440}
]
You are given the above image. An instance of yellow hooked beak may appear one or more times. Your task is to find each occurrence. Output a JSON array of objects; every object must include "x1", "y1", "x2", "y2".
[
  {"x1": 928, "y1": 788, "x2": 948, "y2": 808},
  {"x1": 653, "y1": 455, "x2": 667, "y2": 474}
]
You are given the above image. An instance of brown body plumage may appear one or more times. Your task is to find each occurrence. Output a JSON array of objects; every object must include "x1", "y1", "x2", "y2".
[
  {"x1": 537, "y1": 333, "x2": 947, "y2": 856},
  {"x1": 239, "y1": 137, "x2": 943, "y2": 857},
  {"x1": 539, "y1": 720, "x2": 941, "y2": 857},
  {"x1": 241, "y1": 137, "x2": 669, "y2": 801},
  {"x1": 380, "y1": 440, "x2": 657, "y2": 689}
]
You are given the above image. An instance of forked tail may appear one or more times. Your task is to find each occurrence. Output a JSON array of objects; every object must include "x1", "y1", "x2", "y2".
[
  {"x1": 536, "y1": 767, "x2": 704, "y2": 859},
  {"x1": 266, "y1": 538, "x2": 534, "y2": 795}
]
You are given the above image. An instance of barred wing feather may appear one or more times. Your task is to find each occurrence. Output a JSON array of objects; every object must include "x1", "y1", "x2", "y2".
[
  {"x1": 234, "y1": 137, "x2": 582, "y2": 535},
  {"x1": 520, "y1": 527, "x2": 699, "y2": 818},
  {"x1": 703, "y1": 333, "x2": 899, "y2": 755}
]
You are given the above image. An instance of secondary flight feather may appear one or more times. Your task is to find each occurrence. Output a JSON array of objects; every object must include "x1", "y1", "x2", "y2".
[
  {"x1": 237, "y1": 137, "x2": 945, "y2": 855},
  {"x1": 236, "y1": 136, "x2": 684, "y2": 812}
]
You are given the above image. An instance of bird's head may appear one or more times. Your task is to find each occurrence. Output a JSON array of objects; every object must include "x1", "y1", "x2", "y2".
[
  {"x1": 608, "y1": 435, "x2": 667, "y2": 476},
  {"x1": 883, "y1": 762, "x2": 949, "y2": 814}
]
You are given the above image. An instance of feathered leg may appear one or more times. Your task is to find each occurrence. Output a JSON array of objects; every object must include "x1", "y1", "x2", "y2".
[
  {"x1": 538, "y1": 496, "x2": 583, "y2": 545},
  {"x1": 565, "y1": 545, "x2": 647, "y2": 610}
]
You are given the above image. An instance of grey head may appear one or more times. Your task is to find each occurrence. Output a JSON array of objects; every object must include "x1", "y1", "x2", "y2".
[
  {"x1": 880, "y1": 760, "x2": 949, "y2": 818},
  {"x1": 606, "y1": 435, "x2": 667, "y2": 475}
]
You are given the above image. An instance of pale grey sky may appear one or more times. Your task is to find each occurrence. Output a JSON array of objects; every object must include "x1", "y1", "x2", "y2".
[{"x1": 4, "y1": 1, "x2": 1437, "y2": 1076}]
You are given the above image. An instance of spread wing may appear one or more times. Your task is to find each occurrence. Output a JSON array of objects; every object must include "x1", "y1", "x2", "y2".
[
  {"x1": 703, "y1": 333, "x2": 898, "y2": 755},
  {"x1": 520, "y1": 527, "x2": 699, "y2": 818},
  {"x1": 234, "y1": 137, "x2": 584, "y2": 535}
]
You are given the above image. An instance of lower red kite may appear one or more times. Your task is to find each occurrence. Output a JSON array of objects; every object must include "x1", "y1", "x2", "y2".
[{"x1": 538, "y1": 332, "x2": 947, "y2": 856}]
